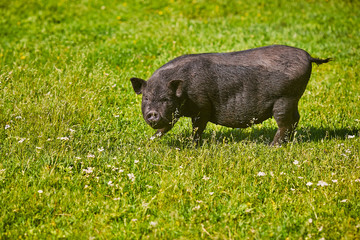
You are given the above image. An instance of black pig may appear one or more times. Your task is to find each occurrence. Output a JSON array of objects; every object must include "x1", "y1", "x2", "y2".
[{"x1": 131, "y1": 45, "x2": 330, "y2": 145}]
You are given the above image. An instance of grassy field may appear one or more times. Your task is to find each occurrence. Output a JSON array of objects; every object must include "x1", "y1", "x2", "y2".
[{"x1": 1, "y1": 0, "x2": 359, "y2": 239}]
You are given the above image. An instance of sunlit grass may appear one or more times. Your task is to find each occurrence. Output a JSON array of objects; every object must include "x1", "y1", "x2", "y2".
[{"x1": 0, "y1": 0, "x2": 359, "y2": 239}]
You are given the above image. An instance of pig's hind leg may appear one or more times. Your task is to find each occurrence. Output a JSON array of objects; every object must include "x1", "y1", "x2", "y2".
[{"x1": 271, "y1": 98, "x2": 300, "y2": 146}]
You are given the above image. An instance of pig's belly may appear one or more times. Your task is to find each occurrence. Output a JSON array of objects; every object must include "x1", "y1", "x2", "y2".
[{"x1": 210, "y1": 98, "x2": 274, "y2": 128}]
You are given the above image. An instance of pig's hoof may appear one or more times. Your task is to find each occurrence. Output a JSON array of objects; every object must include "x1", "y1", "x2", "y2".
[{"x1": 270, "y1": 141, "x2": 281, "y2": 147}]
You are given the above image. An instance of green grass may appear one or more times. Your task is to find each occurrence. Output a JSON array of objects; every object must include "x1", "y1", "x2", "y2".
[{"x1": 1, "y1": 0, "x2": 359, "y2": 239}]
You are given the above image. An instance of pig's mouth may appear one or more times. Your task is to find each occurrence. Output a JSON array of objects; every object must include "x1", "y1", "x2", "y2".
[
  {"x1": 145, "y1": 112, "x2": 172, "y2": 129},
  {"x1": 147, "y1": 118, "x2": 172, "y2": 129}
]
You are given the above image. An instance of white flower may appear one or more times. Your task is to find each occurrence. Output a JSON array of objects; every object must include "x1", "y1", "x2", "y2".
[
  {"x1": 112, "y1": 84, "x2": 117, "y2": 88},
  {"x1": 146, "y1": 185, "x2": 153, "y2": 189},
  {"x1": 298, "y1": 176, "x2": 304, "y2": 179},
  {"x1": 15, "y1": 116, "x2": 22, "y2": 119},
  {"x1": 18, "y1": 138, "x2": 26, "y2": 143},
  {"x1": 134, "y1": 160, "x2": 139, "y2": 164},
  {"x1": 149, "y1": 221, "x2": 157, "y2": 227},
  {"x1": 347, "y1": 135, "x2": 355, "y2": 139},
  {"x1": 36, "y1": 147, "x2": 42, "y2": 150},
  {"x1": 291, "y1": 188, "x2": 295, "y2": 191},
  {"x1": 108, "y1": 181, "x2": 114, "y2": 186},
  {"x1": 308, "y1": 218, "x2": 313, "y2": 223},
  {"x1": 128, "y1": 173, "x2": 135, "y2": 182},
  {"x1": 131, "y1": 219, "x2": 137, "y2": 222},
  {"x1": 340, "y1": 199, "x2": 348, "y2": 203},
  {"x1": 84, "y1": 185, "x2": 89, "y2": 189},
  {"x1": 98, "y1": 147, "x2": 104, "y2": 152},
  {"x1": 318, "y1": 226, "x2": 323, "y2": 232},
  {"x1": 317, "y1": 181, "x2": 329, "y2": 187},
  {"x1": 257, "y1": 172, "x2": 266, "y2": 176},
  {"x1": 38, "y1": 190, "x2": 43, "y2": 194},
  {"x1": 114, "y1": 115, "x2": 119, "y2": 118},
  {"x1": 5, "y1": 125, "x2": 10, "y2": 130},
  {"x1": 306, "y1": 182, "x2": 313, "y2": 186},
  {"x1": 280, "y1": 172, "x2": 285, "y2": 175},
  {"x1": 332, "y1": 180, "x2": 338, "y2": 183},
  {"x1": 83, "y1": 167, "x2": 94, "y2": 174},
  {"x1": 202, "y1": 175, "x2": 210, "y2": 181},
  {"x1": 113, "y1": 197, "x2": 120, "y2": 201},
  {"x1": 150, "y1": 135, "x2": 156, "y2": 140},
  {"x1": 293, "y1": 160, "x2": 299, "y2": 165},
  {"x1": 87, "y1": 154, "x2": 95, "y2": 158},
  {"x1": 355, "y1": 179, "x2": 360, "y2": 182},
  {"x1": 57, "y1": 137, "x2": 69, "y2": 140},
  {"x1": 192, "y1": 205, "x2": 200, "y2": 211},
  {"x1": 209, "y1": 192, "x2": 214, "y2": 195},
  {"x1": 69, "y1": 128, "x2": 75, "y2": 133}
]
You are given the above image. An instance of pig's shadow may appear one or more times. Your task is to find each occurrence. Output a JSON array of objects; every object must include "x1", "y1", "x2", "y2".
[{"x1": 164, "y1": 126, "x2": 359, "y2": 148}]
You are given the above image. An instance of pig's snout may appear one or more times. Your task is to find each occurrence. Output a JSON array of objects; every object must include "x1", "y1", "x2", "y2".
[{"x1": 146, "y1": 111, "x2": 160, "y2": 125}]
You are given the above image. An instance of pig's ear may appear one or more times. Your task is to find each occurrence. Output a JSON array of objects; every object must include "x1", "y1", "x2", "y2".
[
  {"x1": 168, "y1": 80, "x2": 184, "y2": 98},
  {"x1": 130, "y1": 78, "x2": 147, "y2": 95}
]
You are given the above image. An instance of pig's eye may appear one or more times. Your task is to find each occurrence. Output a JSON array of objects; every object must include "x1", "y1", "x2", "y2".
[{"x1": 144, "y1": 96, "x2": 149, "y2": 101}]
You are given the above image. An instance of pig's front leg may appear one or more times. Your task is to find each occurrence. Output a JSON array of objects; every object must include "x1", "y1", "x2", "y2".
[{"x1": 192, "y1": 116, "x2": 208, "y2": 145}]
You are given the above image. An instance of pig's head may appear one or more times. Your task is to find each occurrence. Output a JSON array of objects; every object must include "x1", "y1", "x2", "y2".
[{"x1": 130, "y1": 77, "x2": 184, "y2": 129}]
